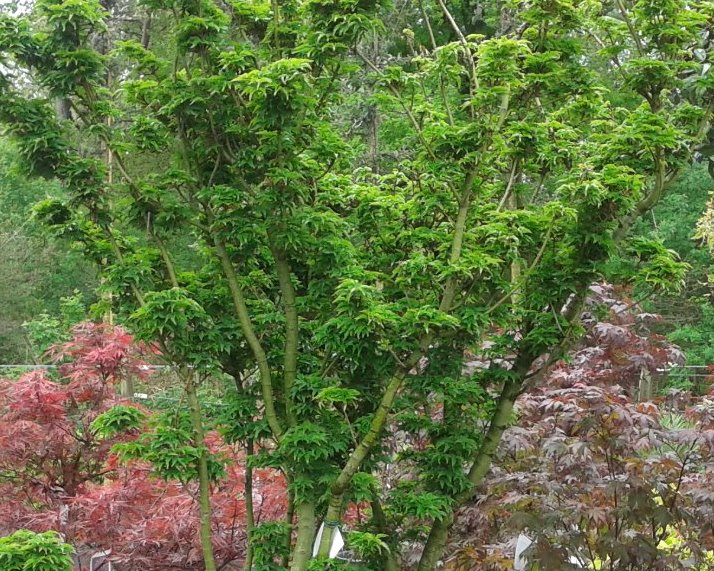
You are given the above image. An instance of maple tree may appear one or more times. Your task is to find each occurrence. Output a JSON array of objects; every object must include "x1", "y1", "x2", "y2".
[
  {"x1": 438, "y1": 286, "x2": 714, "y2": 570},
  {"x1": 0, "y1": 323, "x2": 149, "y2": 516},
  {"x1": 1, "y1": 0, "x2": 714, "y2": 569},
  {"x1": 0, "y1": 324, "x2": 287, "y2": 570}
]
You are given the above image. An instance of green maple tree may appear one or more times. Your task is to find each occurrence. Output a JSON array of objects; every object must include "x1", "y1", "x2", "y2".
[{"x1": 1, "y1": 0, "x2": 714, "y2": 569}]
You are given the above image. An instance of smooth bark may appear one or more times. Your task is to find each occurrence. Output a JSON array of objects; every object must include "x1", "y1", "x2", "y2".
[
  {"x1": 186, "y1": 380, "x2": 218, "y2": 571},
  {"x1": 243, "y1": 439, "x2": 255, "y2": 571},
  {"x1": 212, "y1": 236, "x2": 284, "y2": 440},
  {"x1": 290, "y1": 502, "x2": 316, "y2": 571}
]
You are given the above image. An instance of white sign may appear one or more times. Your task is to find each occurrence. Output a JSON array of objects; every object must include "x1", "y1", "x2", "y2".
[
  {"x1": 312, "y1": 522, "x2": 344, "y2": 559},
  {"x1": 514, "y1": 534, "x2": 533, "y2": 570}
]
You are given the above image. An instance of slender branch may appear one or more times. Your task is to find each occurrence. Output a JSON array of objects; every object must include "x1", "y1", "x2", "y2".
[
  {"x1": 496, "y1": 158, "x2": 520, "y2": 212},
  {"x1": 418, "y1": 0, "x2": 437, "y2": 50},
  {"x1": 141, "y1": 9, "x2": 152, "y2": 49},
  {"x1": 211, "y1": 235, "x2": 284, "y2": 440},
  {"x1": 270, "y1": 0, "x2": 281, "y2": 50},
  {"x1": 615, "y1": 0, "x2": 645, "y2": 56},
  {"x1": 417, "y1": 376, "x2": 523, "y2": 571},
  {"x1": 243, "y1": 439, "x2": 255, "y2": 571},
  {"x1": 281, "y1": 481, "x2": 295, "y2": 568},
  {"x1": 438, "y1": 168, "x2": 478, "y2": 312},
  {"x1": 151, "y1": 226, "x2": 180, "y2": 288},
  {"x1": 185, "y1": 371, "x2": 218, "y2": 571},
  {"x1": 317, "y1": 164, "x2": 480, "y2": 556},
  {"x1": 290, "y1": 502, "x2": 316, "y2": 571},
  {"x1": 270, "y1": 241, "x2": 299, "y2": 427},
  {"x1": 355, "y1": 48, "x2": 438, "y2": 161},
  {"x1": 613, "y1": 148, "x2": 668, "y2": 242},
  {"x1": 435, "y1": 0, "x2": 478, "y2": 110},
  {"x1": 416, "y1": 0, "x2": 455, "y2": 126},
  {"x1": 486, "y1": 218, "x2": 555, "y2": 315},
  {"x1": 527, "y1": 170, "x2": 547, "y2": 205},
  {"x1": 370, "y1": 492, "x2": 398, "y2": 571}
]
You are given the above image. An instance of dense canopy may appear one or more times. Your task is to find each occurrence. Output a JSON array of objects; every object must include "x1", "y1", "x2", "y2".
[{"x1": 2, "y1": 0, "x2": 714, "y2": 569}]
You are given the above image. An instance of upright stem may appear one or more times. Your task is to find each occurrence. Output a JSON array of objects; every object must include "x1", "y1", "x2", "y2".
[
  {"x1": 271, "y1": 0, "x2": 281, "y2": 50},
  {"x1": 102, "y1": 227, "x2": 140, "y2": 400},
  {"x1": 290, "y1": 502, "x2": 316, "y2": 571},
  {"x1": 212, "y1": 236, "x2": 284, "y2": 440},
  {"x1": 186, "y1": 377, "x2": 218, "y2": 571},
  {"x1": 317, "y1": 367, "x2": 409, "y2": 557},
  {"x1": 368, "y1": 104, "x2": 380, "y2": 173},
  {"x1": 272, "y1": 244, "x2": 298, "y2": 427},
  {"x1": 435, "y1": 0, "x2": 478, "y2": 111},
  {"x1": 416, "y1": 379, "x2": 522, "y2": 571},
  {"x1": 615, "y1": 149, "x2": 669, "y2": 242},
  {"x1": 506, "y1": 176, "x2": 521, "y2": 306},
  {"x1": 243, "y1": 438, "x2": 255, "y2": 571},
  {"x1": 154, "y1": 232, "x2": 179, "y2": 288},
  {"x1": 438, "y1": 168, "x2": 477, "y2": 312},
  {"x1": 318, "y1": 167, "x2": 478, "y2": 556},
  {"x1": 371, "y1": 495, "x2": 398, "y2": 571},
  {"x1": 282, "y1": 484, "x2": 295, "y2": 568},
  {"x1": 120, "y1": 373, "x2": 134, "y2": 399},
  {"x1": 141, "y1": 9, "x2": 152, "y2": 48}
]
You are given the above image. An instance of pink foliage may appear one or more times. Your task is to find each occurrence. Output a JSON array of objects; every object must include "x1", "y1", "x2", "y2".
[{"x1": 0, "y1": 322, "x2": 287, "y2": 570}]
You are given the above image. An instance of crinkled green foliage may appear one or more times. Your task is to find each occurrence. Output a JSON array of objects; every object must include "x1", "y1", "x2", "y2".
[
  {"x1": 0, "y1": 530, "x2": 73, "y2": 571},
  {"x1": 115, "y1": 408, "x2": 226, "y2": 483},
  {"x1": 91, "y1": 404, "x2": 147, "y2": 438},
  {"x1": 1, "y1": 0, "x2": 714, "y2": 568}
]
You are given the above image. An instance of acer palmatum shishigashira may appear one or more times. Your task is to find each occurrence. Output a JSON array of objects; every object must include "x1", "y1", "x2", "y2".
[{"x1": 2, "y1": 0, "x2": 714, "y2": 569}]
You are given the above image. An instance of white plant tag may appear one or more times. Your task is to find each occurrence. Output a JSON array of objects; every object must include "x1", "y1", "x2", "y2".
[{"x1": 312, "y1": 522, "x2": 345, "y2": 559}]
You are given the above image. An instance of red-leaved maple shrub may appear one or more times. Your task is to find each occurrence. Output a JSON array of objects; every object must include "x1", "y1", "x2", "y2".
[
  {"x1": 0, "y1": 323, "x2": 286, "y2": 570},
  {"x1": 445, "y1": 285, "x2": 714, "y2": 571}
]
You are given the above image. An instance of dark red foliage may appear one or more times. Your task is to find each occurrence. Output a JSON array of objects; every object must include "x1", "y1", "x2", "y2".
[
  {"x1": 550, "y1": 283, "x2": 684, "y2": 394},
  {"x1": 446, "y1": 285, "x2": 714, "y2": 571},
  {"x1": 46, "y1": 322, "x2": 153, "y2": 406},
  {"x1": 68, "y1": 452, "x2": 286, "y2": 570}
]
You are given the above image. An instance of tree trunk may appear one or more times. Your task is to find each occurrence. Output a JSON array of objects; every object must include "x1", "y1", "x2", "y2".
[
  {"x1": 243, "y1": 439, "x2": 255, "y2": 571},
  {"x1": 367, "y1": 104, "x2": 379, "y2": 174},
  {"x1": 316, "y1": 493, "x2": 343, "y2": 557},
  {"x1": 186, "y1": 381, "x2": 218, "y2": 571},
  {"x1": 282, "y1": 484, "x2": 295, "y2": 568},
  {"x1": 120, "y1": 375, "x2": 134, "y2": 399},
  {"x1": 371, "y1": 496, "x2": 398, "y2": 571},
  {"x1": 289, "y1": 502, "x2": 316, "y2": 571},
  {"x1": 212, "y1": 235, "x2": 284, "y2": 440}
]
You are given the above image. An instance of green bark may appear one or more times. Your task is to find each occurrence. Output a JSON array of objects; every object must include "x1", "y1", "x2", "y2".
[
  {"x1": 371, "y1": 496, "x2": 398, "y2": 571},
  {"x1": 212, "y1": 235, "x2": 284, "y2": 440},
  {"x1": 272, "y1": 246, "x2": 299, "y2": 427},
  {"x1": 186, "y1": 380, "x2": 218, "y2": 571},
  {"x1": 319, "y1": 166, "x2": 479, "y2": 557},
  {"x1": 243, "y1": 439, "x2": 255, "y2": 571},
  {"x1": 317, "y1": 367, "x2": 407, "y2": 557},
  {"x1": 290, "y1": 502, "x2": 316, "y2": 571},
  {"x1": 282, "y1": 484, "x2": 295, "y2": 569}
]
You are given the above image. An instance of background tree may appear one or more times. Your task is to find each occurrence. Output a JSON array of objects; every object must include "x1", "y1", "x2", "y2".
[
  {"x1": 441, "y1": 284, "x2": 714, "y2": 570},
  {"x1": 0, "y1": 140, "x2": 96, "y2": 363},
  {"x1": 0, "y1": 323, "x2": 287, "y2": 570}
]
